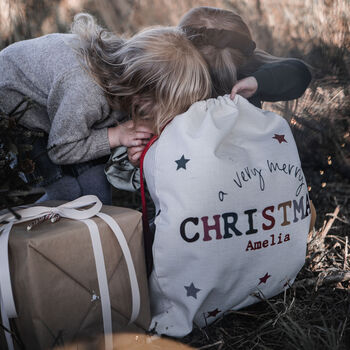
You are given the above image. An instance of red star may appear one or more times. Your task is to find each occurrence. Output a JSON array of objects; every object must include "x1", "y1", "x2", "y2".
[
  {"x1": 272, "y1": 134, "x2": 287, "y2": 143},
  {"x1": 258, "y1": 272, "x2": 271, "y2": 285},
  {"x1": 207, "y1": 308, "x2": 221, "y2": 318}
]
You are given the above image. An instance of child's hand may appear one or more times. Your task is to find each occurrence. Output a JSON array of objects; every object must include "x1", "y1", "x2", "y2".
[
  {"x1": 127, "y1": 145, "x2": 145, "y2": 167},
  {"x1": 230, "y1": 76, "x2": 258, "y2": 100},
  {"x1": 108, "y1": 120, "x2": 152, "y2": 149}
]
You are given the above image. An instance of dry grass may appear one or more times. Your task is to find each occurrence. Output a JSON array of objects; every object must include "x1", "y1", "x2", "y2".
[{"x1": 1, "y1": 0, "x2": 349, "y2": 349}]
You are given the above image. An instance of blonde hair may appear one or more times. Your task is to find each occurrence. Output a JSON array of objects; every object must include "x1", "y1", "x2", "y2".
[
  {"x1": 179, "y1": 6, "x2": 294, "y2": 97},
  {"x1": 72, "y1": 13, "x2": 211, "y2": 134}
]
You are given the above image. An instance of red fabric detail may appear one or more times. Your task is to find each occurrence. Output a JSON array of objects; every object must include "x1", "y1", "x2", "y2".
[
  {"x1": 139, "y1": 134, "x2": 159, "y2": 274},
  {"x1": 140, "y1": 135, "x2": 159, "y2": 226},
  {"x1": 140, "y1": 121, "x2": 172, "y2": 274}
]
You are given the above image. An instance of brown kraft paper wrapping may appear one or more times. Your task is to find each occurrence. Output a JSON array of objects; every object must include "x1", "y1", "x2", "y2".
[{"x1": 0, "y1": 203, "x2": 151, "y2": 350}]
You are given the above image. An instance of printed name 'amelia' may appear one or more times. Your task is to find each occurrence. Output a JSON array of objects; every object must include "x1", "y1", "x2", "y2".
[{"x1": 179, "y1": 195, "x2": 311, "y2": 243}]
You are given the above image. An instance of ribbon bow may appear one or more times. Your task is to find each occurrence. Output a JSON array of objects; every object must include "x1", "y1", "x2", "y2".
[
  {"x1": 0, "y1": 195, "x2": 103, "y2": 224},
  {"x1": 0, "y1": 195, "x2": 140, "y2": 350}
]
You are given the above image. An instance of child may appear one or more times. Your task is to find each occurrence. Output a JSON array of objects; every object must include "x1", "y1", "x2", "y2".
[
  {"x1": 0, "y1": 14, "x2": 211, "y2": 204},
  {"x1": 126, "y1": 6, "x2": 312, "y2": 166},
  {"x1": 138, "y1": 7, "x2": 314, "y2": 337},
  {"x1": 178, "y1": 6, "x2": 312, "y2": 107}
]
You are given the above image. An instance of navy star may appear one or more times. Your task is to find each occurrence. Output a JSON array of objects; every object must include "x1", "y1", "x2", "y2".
[
  {"x1": 175, "y1": 154, "x2": 190, "y2": 170},
  {"x1": 207, "y1": 308, "x2": 221, "y2": 318},
  {"x1": 258, "y1": 272, "x2": 271, "y2": 285},
  {"x1": 184, "y1": 282, "x2": 201, "y2": 299},
  {"x1": 272, "y1": 134, "x2": 287, "y2": 144}
]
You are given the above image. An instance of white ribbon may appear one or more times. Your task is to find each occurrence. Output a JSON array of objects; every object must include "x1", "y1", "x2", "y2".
[
  {"x1": 0, "y1": 287, "x2": 14, "y2": 350},
  {"x1": 83, "y1": 218, "x2": 113, "y2": 350},
  {"x1": 97, "y1": 213, "x2": 140, "y2": 324},
  {"x1": 0, "y1": 195, "x2": 140, "y2": 350}
]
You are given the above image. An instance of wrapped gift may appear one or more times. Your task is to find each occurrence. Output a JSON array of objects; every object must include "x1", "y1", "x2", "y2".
[
  {"x1": 0, "y1": 196, "x2": 151, "y2": 350},
  {"x1": 53, "y1": 333, "x2": 195, "y2": 350}
]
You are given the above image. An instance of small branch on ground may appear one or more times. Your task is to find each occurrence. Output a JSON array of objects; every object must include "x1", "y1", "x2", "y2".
[
  {"x1": 198, "y1": 340, "x2": 224, "y2": 350},
  {"x1": 293, "y1": 270, "x2": 350, "y2": 289}
]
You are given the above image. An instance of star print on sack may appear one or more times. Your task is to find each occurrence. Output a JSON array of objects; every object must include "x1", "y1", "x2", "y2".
[
  {"x1": 258, "y1": 272, "x2": 271, "y2": 285},
  {"x1": 184, "y1": 282, "x2": 201, "y2": 299},
  {"x1": 207, "y1": 308, "x2": 221, "y2": 318},
  {"x1": 175, "y1": 155, "x2": 190, "y2": 170},
  {"x1": 272, "y1": 134, "x2": 287, "y2": 143}
]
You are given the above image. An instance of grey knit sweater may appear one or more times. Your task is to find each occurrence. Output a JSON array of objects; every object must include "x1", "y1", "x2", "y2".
[{"x1": 0, "y1": 33, "x2": 125, "y2": 164}]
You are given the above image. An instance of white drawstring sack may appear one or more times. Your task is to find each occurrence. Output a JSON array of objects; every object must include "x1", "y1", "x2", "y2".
[{"x1": 143, "y1": 95, "x2": 311, "y2": 337}]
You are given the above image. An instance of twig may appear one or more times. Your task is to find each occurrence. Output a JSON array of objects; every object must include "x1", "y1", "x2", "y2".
[
  {"x1": 217, "y1": 341, "x2": 224, "y2": 350},
  {"x1": 224, "y1": 310, "x2": 260, "y2": 318},
  {"x1": 293, "y1": 271, "x2": 350, "y2": 289},
  {"x1": 198, "y1": 340, "x2": 224, "y2": 350},
  {"x1": 0, "y1": 322, "x2": 24, "y2": 349},
  {"x1": 319, "y1": 206, "x2": 340, "y2": 240},
  {"x1": 3, "y1": 196, "x2": 21, "y2": 220},
  {"x1": 326, "y1": 235, "x2": 347, "y2": 244},
  {"x1": 344, "y1": 236, "x2": 348, "y2": 270},
  {"x1": 325, "y1": 213, "x2": 349, "y2": 225},
  {"x1": 6, "y1": 187, "x2": 45, "y2": 197},
  {"x1": 339, "y1": 316, "x2": 348, "y2": 345}
]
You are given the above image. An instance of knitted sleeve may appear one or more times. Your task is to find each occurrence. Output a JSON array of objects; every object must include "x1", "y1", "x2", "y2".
[
  {"x1": 46, "y1": 69, "x2": 112, "y2": 164},
  {"x1": 251, "y1": 59, "x2": 312, "y2": 102}
]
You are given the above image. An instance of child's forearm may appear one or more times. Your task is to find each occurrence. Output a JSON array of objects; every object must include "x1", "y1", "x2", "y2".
[
  {"x1": 48, "y1": 128, "x2": 110, "y2": 164},
  {"x1": 108, "y1": 126, "x2": 122, "y2": 149}
]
